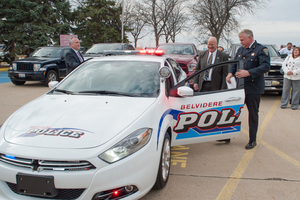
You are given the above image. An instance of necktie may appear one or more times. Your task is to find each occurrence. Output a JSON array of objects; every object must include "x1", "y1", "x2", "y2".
[
  {"x1": 203, "y1": 54, "x2": 212, "y2": 81},
  {"x1": 77, "y1": 51, "x2": 83, "y2": 63}
]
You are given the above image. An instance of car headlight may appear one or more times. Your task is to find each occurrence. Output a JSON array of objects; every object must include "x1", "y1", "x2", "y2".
[
  {"x1": 99, "y1": 128, "x2": 152, "y2": 163},
  {"x1": 12, "y1": 63, "x2": 17, "y2": 71},
  {"x1": 33, "y1": 64, "x2": 41, "y2": 71},
  {"x1": 187, "y1": 64, "x2": 196, "y2": 72}
]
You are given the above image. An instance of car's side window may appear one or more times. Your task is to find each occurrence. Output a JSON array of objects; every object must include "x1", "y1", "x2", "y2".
[
  {"x1": 167, "y1": 59, "x2": 181, "y2": 82},
  {"x1": 125, "y1": 45, "x2": 135, "y2": 50},
  {"x1": 164, "y1": 62, "x2": 175, "y2": 97},
  {"x1": 62, "y1": 49, "x2": 69, "y2": 59}
]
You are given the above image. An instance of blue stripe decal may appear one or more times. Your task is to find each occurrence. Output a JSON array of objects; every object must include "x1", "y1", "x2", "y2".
[{"x1": 156, "y1": 104, "x2": 243, "y2": 149}]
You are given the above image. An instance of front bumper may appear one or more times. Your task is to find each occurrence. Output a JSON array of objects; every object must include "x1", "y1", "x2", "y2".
[
  {"x1": 0, "y1": 141, "x2": 160, "y2": 200},
  {"x1": 264, "y1": 77, "x2": 283, "y2": 92},
  {"x1": 8, "y1": 70, "x2": 45, "y2": 82}
]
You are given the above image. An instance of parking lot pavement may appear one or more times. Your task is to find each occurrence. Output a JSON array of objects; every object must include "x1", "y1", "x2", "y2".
[{"x1": 1, "y1": 82, "x2": 300, "y2": 200}]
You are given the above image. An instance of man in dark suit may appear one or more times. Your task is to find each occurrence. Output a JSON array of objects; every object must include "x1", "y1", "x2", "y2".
[
  {"x1": 66, "y1": 37, "x2": 84, "y2": 74},
  {"x1": 226, "y1": 29, "x2": 270, "y2": 149},
  {"x1": 194, "y1": 36, "x2": 229, "y2": 92}
]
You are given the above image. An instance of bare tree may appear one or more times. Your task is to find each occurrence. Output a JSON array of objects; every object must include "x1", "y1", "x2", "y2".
[
  {"x1": 140, "y1": 0, "x2": 183, "y2": 46},
  {"x1": 123, "y1": 0, "x2": 148, "y2": 48},
  {"x1": 190, "y1": 0, "x2": 268, "y2": 43},
  {"x1": 163, "y1": 2, "x2": 189, "y2": 43}
]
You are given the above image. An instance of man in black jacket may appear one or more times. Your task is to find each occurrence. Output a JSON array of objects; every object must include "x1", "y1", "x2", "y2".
[
  {"x1": 194, "y1": 36, "x2": 229, "y2": 92},
  {"x1": 66, "y1": 37, "x2": 84, "y2": 74},
  {"x1": 226, "y1": 29, "x2": 270, "y2": 149}
]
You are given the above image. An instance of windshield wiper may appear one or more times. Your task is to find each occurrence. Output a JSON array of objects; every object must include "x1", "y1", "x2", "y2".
[
  {"x1": 78, "y1": 90, "x2": 137, "y2": 97},
  {"x1": 52, "y1": 89, "x2": 75, "y2": 95}
]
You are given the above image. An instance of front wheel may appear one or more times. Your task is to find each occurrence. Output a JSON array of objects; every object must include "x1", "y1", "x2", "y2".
[
  {"x1": 153, "y1": 133, "x2": 171, "y2": 189},
  {"x1": 44, "y1": 70, "x2": 58, "y2": 86}
]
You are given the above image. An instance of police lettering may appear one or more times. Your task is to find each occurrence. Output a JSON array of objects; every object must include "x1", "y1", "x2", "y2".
[
  {"x1": 25, "y1": 128, "x2": 84, "y2": 138},
  {"x1": 180, "y1": 101, "x2": 222, "y2": 110},
  {"x1": 174, "y1": 108, "x2": 243, "y2": 133}
]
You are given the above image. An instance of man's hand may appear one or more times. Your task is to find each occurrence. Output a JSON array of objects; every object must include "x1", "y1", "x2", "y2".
[
  {"x1": 226, "y1": 73, "x2": 233, "y2": 83},
  {"x1": 194, "y1": 84, "x2": 199, "y2": 91},
  {"x1": 235, "y1": 69, "x2": 250, "y2": 78},
  {"x1": 287, "y1": 71, "x2": 294, "y2": 75}
]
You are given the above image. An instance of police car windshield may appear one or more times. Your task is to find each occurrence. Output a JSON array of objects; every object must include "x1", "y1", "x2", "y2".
[
  {"x1": 85, "y1": 44, "x2": 123, "y2": 54},
  {"x1": 31, "y1": 48, "x2": 62, "y2": 58},
  {"x1": 56, "y1": 60, "x2": 160, "y2": 97},
  {"x1": 157, "y1": 44, "x2": 195, "y2": 55}
]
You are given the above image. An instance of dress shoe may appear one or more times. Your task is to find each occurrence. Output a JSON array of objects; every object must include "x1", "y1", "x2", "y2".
[
  {"x1": 281, "y1": 106, "x2": 286, "y2": 109},
  {"x1": 245, "y1": 141, "x2": 257, "y2": 149},
  {"x1": 217, "y1": 139, "x2": 230, "y2": 143}
]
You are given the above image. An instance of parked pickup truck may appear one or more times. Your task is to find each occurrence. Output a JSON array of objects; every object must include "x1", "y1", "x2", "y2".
[{"x1": 8, "y1": 46, "x2": 85, "y2": 86}]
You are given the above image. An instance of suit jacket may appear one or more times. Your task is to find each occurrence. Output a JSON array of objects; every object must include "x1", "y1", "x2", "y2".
[
  {"x1": 194, "y1": 50, "x2": 229, "y2": 91},
  {"x1": 65, "y1": 49, "x2": 83, "y2": 74},
  {"x1": 229, "y1": 41, "x2": 270, "y2": 94}
]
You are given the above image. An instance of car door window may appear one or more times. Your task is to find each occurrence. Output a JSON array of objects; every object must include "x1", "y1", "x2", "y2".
[{"x1": 167, "y1": 58, "x2": 181, "y2": 82}]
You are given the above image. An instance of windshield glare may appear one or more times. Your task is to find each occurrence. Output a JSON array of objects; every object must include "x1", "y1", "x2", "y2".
[
  {"x1": 31, "y1": 48, "x2": 62, "y2": 58},
  {"x1": 56, "y1": 60, "x2": 160, "y2": 97},
  {"x1": 157, "y1": 44, "x2": 195, "y2": 55},
  {"x1": 86, "y1": 44, "x2": 123, "y2": 54}
]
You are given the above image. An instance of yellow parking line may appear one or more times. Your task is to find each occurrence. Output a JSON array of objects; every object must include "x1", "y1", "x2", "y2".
[
  {"x1": 259, "y1": 140, "x2": 300, "y2": 168},
  {"x1": 0, "y1": 68, "x2": 9, "y2": 72},
  {"x1": 216, "y1": 97, "x2": 280, "y2": 200}
]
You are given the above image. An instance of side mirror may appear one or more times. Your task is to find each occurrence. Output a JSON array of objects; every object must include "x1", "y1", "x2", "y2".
[
  {"x1": 48, "y1": 81, "x2": 59, "y2": 89},
  {"x1": 177, "y1": 86, "x2": 194, "y2": 97}
]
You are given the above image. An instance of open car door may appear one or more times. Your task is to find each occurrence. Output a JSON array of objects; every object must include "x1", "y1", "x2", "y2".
[{"x1": 169, "y1": 60, "x2": 245, "y2": 146}]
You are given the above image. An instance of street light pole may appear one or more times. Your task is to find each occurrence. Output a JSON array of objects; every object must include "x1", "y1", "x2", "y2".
[{"x1": 121, "y1": 0, "x2": 124, "y2": 43}]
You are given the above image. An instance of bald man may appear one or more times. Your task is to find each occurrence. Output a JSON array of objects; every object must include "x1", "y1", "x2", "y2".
[{"x1": 194, "y1": 37, "x2": 229, "y2": 92}]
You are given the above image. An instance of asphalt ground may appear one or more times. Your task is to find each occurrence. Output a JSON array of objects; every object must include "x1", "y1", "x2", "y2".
[{"x1": 0, "y1": 81, "x2": 300, "y2": 200}]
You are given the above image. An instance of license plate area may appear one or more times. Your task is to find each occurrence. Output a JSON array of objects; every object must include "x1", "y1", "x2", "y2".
[
  {"x1": 265, "y1": 80, "x2": 271, "y2": 86},
  {"x1": 16, "y1": 173, "x2": 58, "y2": 198},
  {"x1": 18, "y1": 73, "x2": 26, "y2": 78}
]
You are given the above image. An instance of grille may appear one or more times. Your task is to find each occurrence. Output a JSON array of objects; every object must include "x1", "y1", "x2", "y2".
[
  {"x1": 268, "y1": 65, "x2": 283, "y2": 76},
  {"x1": 178, "y1": 63, "x2": 188, "y2": 73},
  {"x1": 0, "y1": 154, "x2": 96, "y2": 172},
  {"x1": 6, "y1": 182, "x2": 85, "y2": 200},
  {"x1": 16, "y1": 63, "x2": 33, "y2": 72}
]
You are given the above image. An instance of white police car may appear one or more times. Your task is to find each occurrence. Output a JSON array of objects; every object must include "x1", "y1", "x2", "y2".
[{"x1": 0, "y1": 51, "x2": 245, "y2": 200}]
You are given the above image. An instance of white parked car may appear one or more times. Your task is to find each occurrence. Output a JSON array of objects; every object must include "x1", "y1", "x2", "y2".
[{"x1": 0, "y1": 52, "x2": 245, "y2": 200}]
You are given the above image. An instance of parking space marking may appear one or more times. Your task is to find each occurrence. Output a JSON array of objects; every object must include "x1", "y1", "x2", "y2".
[
  {"x1": 171, "y1": 145, "x2": 189, "y2": 168},
  {"x1": 216, "y1": 97, "x2": 280, "y2": 200}
]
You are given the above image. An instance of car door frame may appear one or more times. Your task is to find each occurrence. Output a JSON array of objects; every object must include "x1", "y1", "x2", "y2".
[{"x1": 168, "y1": 60, "x2": 245, "y2": 146}]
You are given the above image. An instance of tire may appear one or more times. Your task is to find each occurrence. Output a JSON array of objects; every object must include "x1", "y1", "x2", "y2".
[
  {"x1": 153, "y1": 133, "x2": 171, "y2": 189},
  {"x1": 44, "y1": 70, "x2": 58, "y2": 86},
  {"x1": 11, "y1": 79, "x2": 26, "y2": 85}
]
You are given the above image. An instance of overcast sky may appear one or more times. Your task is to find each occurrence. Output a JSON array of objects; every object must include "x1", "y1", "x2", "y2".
[{"x1": 134, "y1": 0, "x2": 300, "y2": 50}]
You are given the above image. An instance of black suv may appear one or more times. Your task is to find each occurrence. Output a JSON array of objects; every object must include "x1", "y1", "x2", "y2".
[
  {"x1": 228, "y1": 44, "x2": 284, "y2": 95},
  {"x1": 83, "y1": 43, "x2": 135, "y2": 59},
  {"x1": 8, "y1": 46, "x2": 85, "y2": 86}
]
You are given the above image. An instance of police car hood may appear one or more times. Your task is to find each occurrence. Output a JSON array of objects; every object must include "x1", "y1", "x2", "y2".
[
  {"x1": 166, "y1": 54, "x2": 196, "y2": 63},
  {"x1": 3, "y1": 95, "x2": 156, "y2": 149}
]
